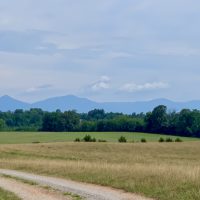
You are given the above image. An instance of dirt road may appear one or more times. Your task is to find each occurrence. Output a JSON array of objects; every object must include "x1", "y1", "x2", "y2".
[
  {"x1": 0, "y1": 169, "x2": 152, "y2": 200},
  {"x1": 0, "y1": 176, "x2": 69, "y2": 200}
]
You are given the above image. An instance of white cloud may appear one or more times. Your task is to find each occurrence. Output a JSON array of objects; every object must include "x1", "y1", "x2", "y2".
[
  {"x1": 91, "y1": 76, "x2": 111, "y2": 91},
  {"x1": 104, "y1": 52, "x2": 132, "y2": 59},
  {"x1": 25, "y1": 84, "x2": 53, "y2": 93},
  {"x1": 145, "y1": 45, "x2": 200, "y2": 57},
  {"x1": 44, "y1": 34, "x2": 84, "y2": 50},
  {"x1": 100, "y1": 75, "x2": 110, "y2": 82},
  {"x1": 120, "y1": 82, "x2": 169, "y2": 93}
]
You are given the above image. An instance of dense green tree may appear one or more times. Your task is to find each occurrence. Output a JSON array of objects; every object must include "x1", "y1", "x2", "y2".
[
  {"x1": 43, "y1": 112, "x2": 65, "y2": 131},
  {"x1": 145, "y1": 105, "x2": 168, "y2": 133},
  {"x1": 87, "y1": 109, "x2": 105, "y2": 120},
  {"x1": 63, "y1": 111, "x2": 80, "y2": 131},
  {"x1": 0, "y1": 119, "x2": 6, "y2": 130},
  {"x1": 42, "y1": 110, "x2": 80, "y2": 132},
  {"x1": 0, "y1": 106, "x2": 200, "y2": 138}
]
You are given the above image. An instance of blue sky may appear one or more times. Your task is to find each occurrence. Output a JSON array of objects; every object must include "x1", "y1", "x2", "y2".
[{"x1": 0, "y1": 0, "x2": 200, "y2": 102}]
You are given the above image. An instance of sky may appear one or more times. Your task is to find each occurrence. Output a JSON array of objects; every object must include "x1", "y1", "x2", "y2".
[{"x1": 0, "y1": 0, "x2": 200, "y2": 102}]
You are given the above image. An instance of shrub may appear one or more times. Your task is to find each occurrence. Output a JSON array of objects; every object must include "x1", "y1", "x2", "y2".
[
  {"x1": 118, "y1": 136, "x2": 127, "y2": 143},
  {"x1": 74, "y1": 138, "x2": 80, "y2": 142},
  {"x1": 83, "y1": 135, "x2": 92, "y2": 142},
  {"x1": 83, "y1": 135, "x2": 96, "y2": 142},
  {"x1": 159, "y1": 137, "x2": 165, "y2": 142},
  {"x1": 175, "y1": 138, "x2": 183, "y2": 142},
  {"x1": 141, "y1": 138, "x2": 147, "y2": 143},
  {"x1": 98, "y1": 139, "x2": 107, "y2": 142},
  {"x1": 166, "y1": 138, "x2": 173, "y2": 142},
  {"x1": 32, "y1": 141, "x2": 40, "y2": 144}
]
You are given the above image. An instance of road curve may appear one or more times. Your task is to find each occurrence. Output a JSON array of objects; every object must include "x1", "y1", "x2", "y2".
[{"x1": 0, "y1": 169, "x2": 153, "y2": 200}]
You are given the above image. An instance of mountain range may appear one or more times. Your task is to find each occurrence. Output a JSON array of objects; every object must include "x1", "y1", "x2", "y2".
[{"x1": 0, "y1": 95, "x2": 200, "y2": 114}]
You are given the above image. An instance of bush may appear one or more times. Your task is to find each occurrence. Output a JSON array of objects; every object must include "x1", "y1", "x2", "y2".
[
  {"x1": 159, "y1": 137, "x2": 165, "y2": 142},
  {"x1": 141, "y1": 138, "x2": 147, "y2": 143},
  {"x1": 74, "y1": 138, "x2": 80, "y2": 142},
  {"x1": 175, "y1": 138, "x2": 183, "y2": 142},
  {"x1": 98, "y1": 139, "x2": 107, "y2": 142},
  {"x1": 83, "y1": 135, "x2": 96, "y2": 142},
  {"x1": 83, "y1": 135, "x2": 92, "y2": 142},
  {"x1": 32, "y1": 141, "x2": 40, "y2": 144},
  {"x1": 91, "y1": 137, "x2": 96, "y2": 142},
  {"x1": 166, "y1": 138, "x2": 173, "y2": 142},
  {"x1": 118, "y1": 136, "x2": 127, "y2": 143}
]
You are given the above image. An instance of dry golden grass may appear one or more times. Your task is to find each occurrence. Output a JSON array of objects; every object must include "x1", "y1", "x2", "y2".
[{"x1": 0, "y1": 142, "x2": 200, "y2": 200}]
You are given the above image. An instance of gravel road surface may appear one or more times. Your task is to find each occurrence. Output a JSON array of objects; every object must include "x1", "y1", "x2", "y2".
[
  {"x1": 0, "y1": 176, "x2": 69, "y2": 200},
  {"x1": 0, "y1": 169, "x2": 153, "y2": 200}
]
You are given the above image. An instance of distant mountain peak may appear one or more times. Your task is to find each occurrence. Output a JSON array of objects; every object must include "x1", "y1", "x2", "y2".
[
  {"x1": 1, "y1": 95, "x2": 13, "y2": 99},
  {"x1": 149, "y1": 98, "x2": 173, "y2": 102},
  {"x1": 0, "y1": 95, "x2": 29, "y2": 111},
  {"x1": 0, "y1": 95, "x2": 28, "y2": 103},
  {"x1": 0, "y1": 95, "x2": 20, "y2": 102},
  {"x1": 0, "y1": 95, "x2": 200, "y2": 113}
]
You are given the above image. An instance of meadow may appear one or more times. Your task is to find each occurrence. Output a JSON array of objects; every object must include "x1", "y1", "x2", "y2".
[
  {"x1": 0, "y1": 131, "x2": 197, "y2": 144},
  {"x1": 0, "y1": 133, "x2": 200, "y2": 200}
]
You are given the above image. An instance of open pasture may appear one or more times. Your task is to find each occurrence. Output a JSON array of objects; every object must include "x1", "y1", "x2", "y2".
[{"x1": 0, "y1": 132, "x2": 197, "y2": 144}]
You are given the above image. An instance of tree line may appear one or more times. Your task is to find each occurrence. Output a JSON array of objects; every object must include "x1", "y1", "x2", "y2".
[{"x1": 0, "y1": 105, "x2": 200, "y2": 137}]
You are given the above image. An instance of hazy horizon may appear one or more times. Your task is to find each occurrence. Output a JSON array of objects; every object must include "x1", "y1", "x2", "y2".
[
  {"x1": 0, "y1": 0, "x2": 200, "y2": 102},
  {"x1": 2, "y1": 94, "x2": 200, "y2": 104}
]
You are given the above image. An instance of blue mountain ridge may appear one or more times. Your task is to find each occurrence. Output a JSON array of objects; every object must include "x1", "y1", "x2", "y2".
[{"x1": 0, "y1": 95, "x2": 200, "y2": 114}]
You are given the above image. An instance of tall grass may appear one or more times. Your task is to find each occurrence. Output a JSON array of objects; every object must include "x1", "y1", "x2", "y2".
[
  {"x1": 0, "y1": 142, "x2": 200, "y2": 200},
  {"x1": 0, "y1": 187, "x2": 20, "y2": 200}
]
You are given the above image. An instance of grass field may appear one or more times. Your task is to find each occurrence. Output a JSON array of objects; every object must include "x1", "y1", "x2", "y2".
[
  {"x1": 0, "y1": 131, "x2": 198, "y2": 144},
  {"x1": 0, "y1": 140, "x2": 200, "y2": 200},
  {"x1": 0, "y1": 187, "x2": 20, "y2": 200}
]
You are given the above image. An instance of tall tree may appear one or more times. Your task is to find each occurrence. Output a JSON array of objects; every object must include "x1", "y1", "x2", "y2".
[{"x1": 145, "y1": 105, "x2": 168, "y2": 133}]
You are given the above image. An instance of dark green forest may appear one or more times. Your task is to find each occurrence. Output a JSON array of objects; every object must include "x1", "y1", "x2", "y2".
[{"x1": 0, "y1": 105, "x2": 200, "y2": 137}]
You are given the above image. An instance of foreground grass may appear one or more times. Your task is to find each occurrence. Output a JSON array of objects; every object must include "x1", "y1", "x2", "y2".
[
  {"x1": 0, "y1": 188, "x2": 20, "y2": 200},
  {"x1": 0, "y1": 132, "x2": 198, "y2": 144},
  {"x1": 0, "y1": 142, "x2": 200, "y2": 200}
]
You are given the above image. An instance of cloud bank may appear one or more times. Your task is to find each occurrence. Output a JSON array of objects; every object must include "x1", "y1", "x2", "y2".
[{"x1": 0, "y1": 0, "x2": 199, "y2": 102}]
